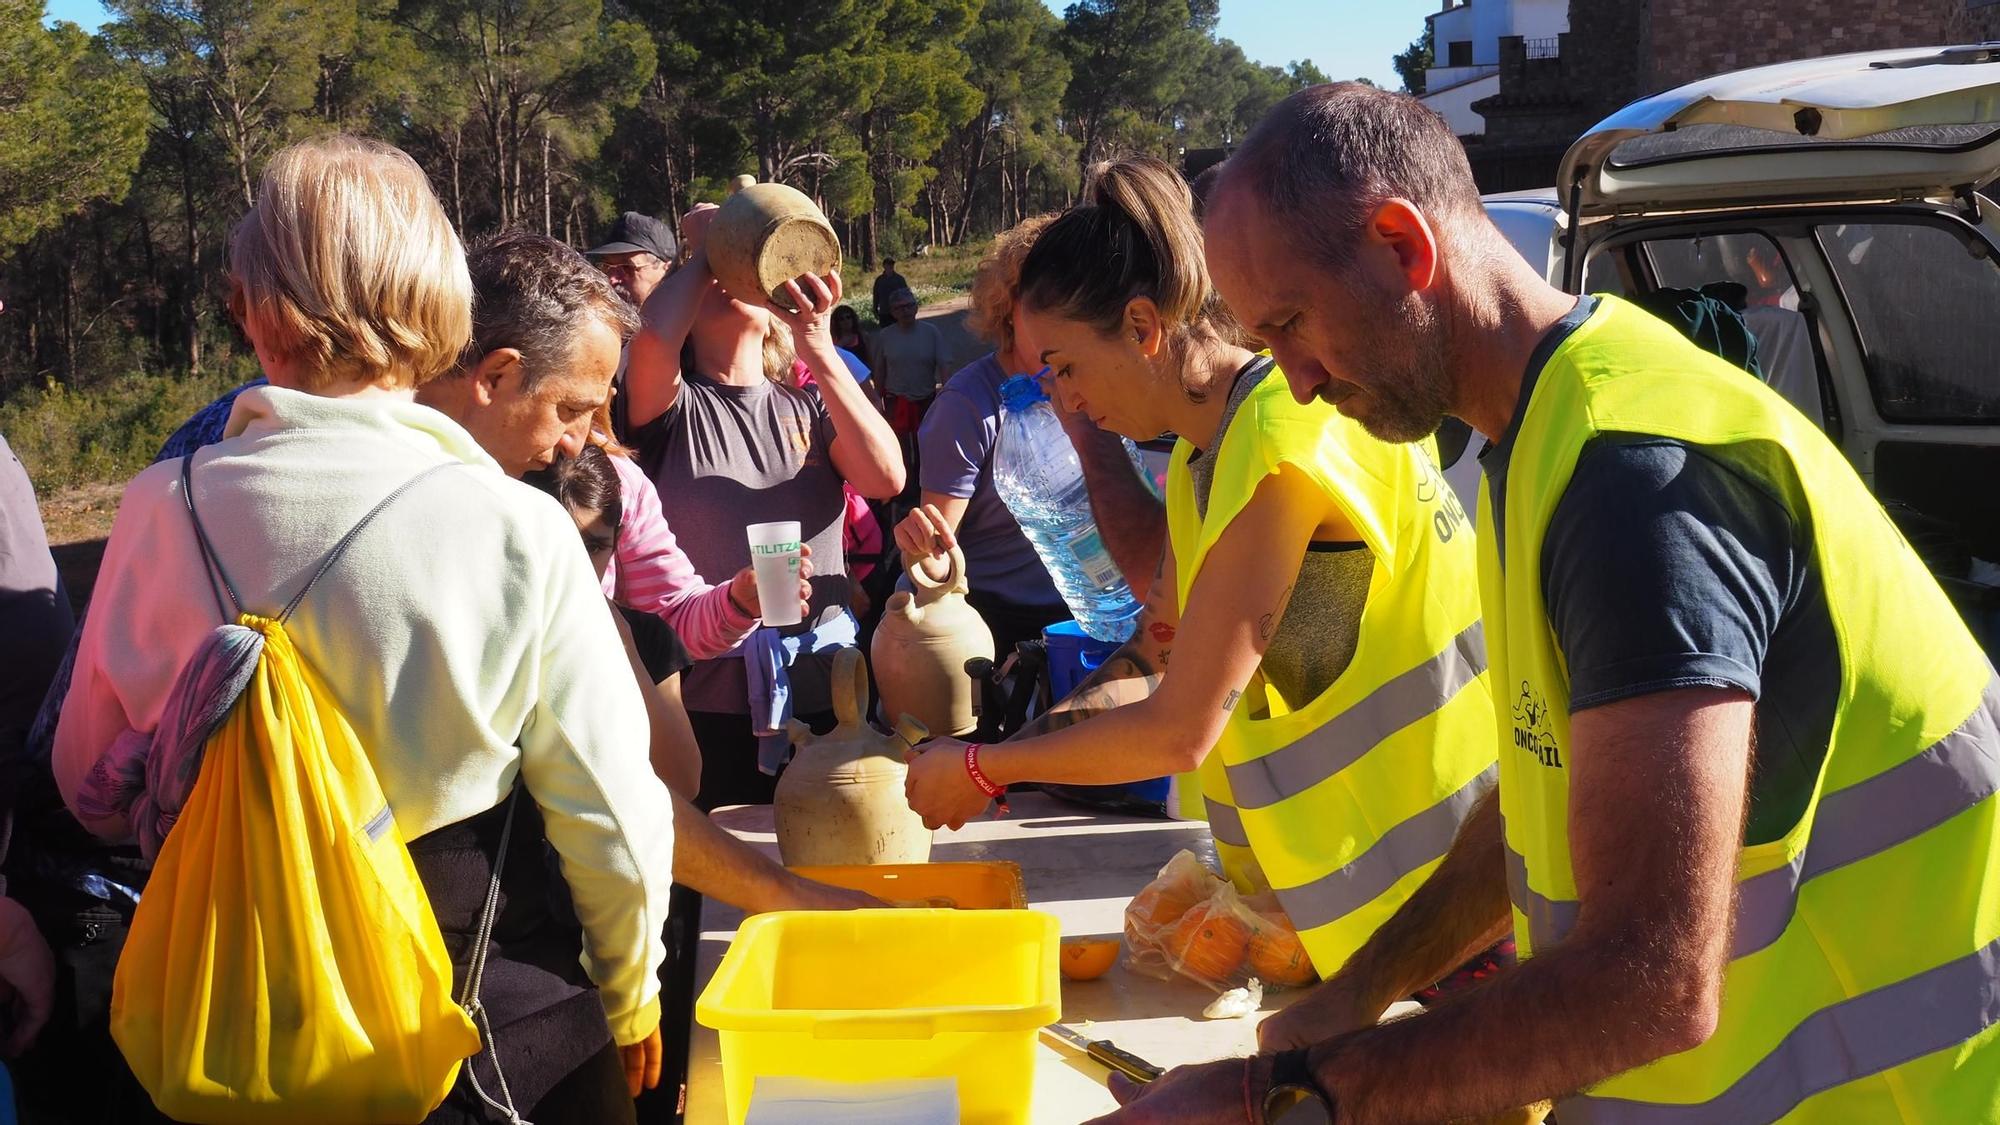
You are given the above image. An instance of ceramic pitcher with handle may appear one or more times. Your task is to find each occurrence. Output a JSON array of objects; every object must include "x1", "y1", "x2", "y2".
[
  {"x1": 871, "y1": 545, "x2": 995, "y2": 739},
  {"x1": 773, "y1": 647, "x2": 933, "y2": 866}
]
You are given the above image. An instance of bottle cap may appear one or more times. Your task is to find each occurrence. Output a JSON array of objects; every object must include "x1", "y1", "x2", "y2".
[{"x1": 999, "y1": 374, "x2": 1049, "y2": 412}]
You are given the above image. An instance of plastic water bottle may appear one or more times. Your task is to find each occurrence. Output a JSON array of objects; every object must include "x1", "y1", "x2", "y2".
[{"x1": 993, "y1": 375, "x2": 1143, "y2": 642}]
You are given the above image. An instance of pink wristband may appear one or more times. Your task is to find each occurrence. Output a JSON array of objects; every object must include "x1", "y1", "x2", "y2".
[{"x1": 964, "y1": 743, "x2": 1009, "y2": 814}]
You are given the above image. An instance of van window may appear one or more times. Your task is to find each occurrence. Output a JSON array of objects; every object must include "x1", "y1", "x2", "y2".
[
  {"x1": 1641, "y1": 231, "x2": 1795, "y2": 303},
  {"x1": 1819, "y1": 221, "x2": 2000, "y2": 424},
  {"x1": 1580, "y1": 250, "x2": 1626, "y2": 295},
  {"x1": 1637, "y1": 231, "x2": 1824, "y2": 429}
]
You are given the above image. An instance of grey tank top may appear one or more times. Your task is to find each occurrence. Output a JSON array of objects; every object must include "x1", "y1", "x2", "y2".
[{"x1": 1187, "y1": 359, "x2": 1373, "y2": 710}]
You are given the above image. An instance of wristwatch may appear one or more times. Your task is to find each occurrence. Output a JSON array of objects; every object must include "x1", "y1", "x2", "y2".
[{"x1": 1262, "y1": 1048, "x2": 1337, "y2": 1124}]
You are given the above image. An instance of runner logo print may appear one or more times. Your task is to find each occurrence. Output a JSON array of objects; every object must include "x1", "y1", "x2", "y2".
[{"x1": 1512, "y1": 680, "x2": 1562, "y2": 769}]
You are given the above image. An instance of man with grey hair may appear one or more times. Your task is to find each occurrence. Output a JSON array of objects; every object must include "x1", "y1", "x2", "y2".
[
  {"x1": 419, "y1": 229, "x2": 641, "y2": 476},
  {"x1": 1089, "y1": 82, "x2": 2000, "y2": 1124}
]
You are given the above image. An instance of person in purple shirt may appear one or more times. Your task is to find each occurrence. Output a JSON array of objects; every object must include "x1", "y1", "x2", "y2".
[{"x1": 894, "y1": 218, "x2": 1069, "y2": 662}]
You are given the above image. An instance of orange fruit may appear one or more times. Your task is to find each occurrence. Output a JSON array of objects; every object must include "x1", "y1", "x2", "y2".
[
  {"x1": 1245, "y1": 916, "x2": 1317, "y2": 987},
  {"x1": 1059, "y1": 937, "x2": 1121, "y2": 981},
  {"x1": 1127, "y1": 880, "x2": 1201, "y2": 929},
  {"x1": 1166, "y1": 905, "x2": 1251, "y2": 985},
  {"x1": 1125, "y1": 883, "x2": 1200, "y2": 953}
]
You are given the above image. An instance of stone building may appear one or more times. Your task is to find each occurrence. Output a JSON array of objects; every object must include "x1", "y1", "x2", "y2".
[{"x1": 1452, "y1": 0, "x2": 2000, "y2": 192}]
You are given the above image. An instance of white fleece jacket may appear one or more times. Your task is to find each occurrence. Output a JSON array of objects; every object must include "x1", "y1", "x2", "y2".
[{"x1": 53, "y1": 385, "x2": 674, "y2": 1045}]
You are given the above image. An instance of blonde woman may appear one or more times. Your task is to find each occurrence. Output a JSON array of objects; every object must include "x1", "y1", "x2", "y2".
[
  {"x1": 53, "y1": 136, "x2": 674, "y2": 1123},
  {"x1": 890, "y1": 216, "x2": 1072, "y2": 661},
  {"x1": 623, "y1": 203, "x2": 903, "y2": 809}
]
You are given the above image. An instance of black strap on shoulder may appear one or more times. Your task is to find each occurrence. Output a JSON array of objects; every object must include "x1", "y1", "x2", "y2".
[
  {"x1": 181, "y1": 455, "x2": 460, "y2": 625},
  {"x1": 181, "y1": 453, "x2": 242, "y2": 624}
]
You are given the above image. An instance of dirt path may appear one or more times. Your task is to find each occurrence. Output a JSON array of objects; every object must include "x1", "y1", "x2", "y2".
[
  {"x1": 40, "y1": 481, "x2": 122, "y2": 546},
  {"x1": 35, "y1": 481, "x2": 118, "y2": 614},
  {"x1": 918, "y1": 294, "x2": 989, "y2": 372}
]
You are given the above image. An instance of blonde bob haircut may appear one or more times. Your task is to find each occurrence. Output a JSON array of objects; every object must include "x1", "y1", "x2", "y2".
[
  {"x1": 228, "y1": 135, "x2": 471, "y2": 391},
  {"x1": 966, "y1": 213, "x2": 1056, "y2": 361}
]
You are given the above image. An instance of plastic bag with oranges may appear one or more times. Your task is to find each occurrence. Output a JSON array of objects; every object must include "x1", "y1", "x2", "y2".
[{"x1": 1121, "y1": 849, "x2": 1318, "y2": 992}]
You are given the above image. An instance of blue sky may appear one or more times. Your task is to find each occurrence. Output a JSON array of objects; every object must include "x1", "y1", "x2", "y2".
[{"x1": 44, "y1": 0, "x2": 1424, "y2": 89}]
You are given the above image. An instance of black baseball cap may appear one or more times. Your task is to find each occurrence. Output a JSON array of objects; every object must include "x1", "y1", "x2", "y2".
[{"x1": 586, "y1": 212, "x2": 678, "y2": 262}]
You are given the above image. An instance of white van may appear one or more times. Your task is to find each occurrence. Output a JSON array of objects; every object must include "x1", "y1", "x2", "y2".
[{"x1": 1464, "y1": 44, "x2": 2000, "y2": 652}]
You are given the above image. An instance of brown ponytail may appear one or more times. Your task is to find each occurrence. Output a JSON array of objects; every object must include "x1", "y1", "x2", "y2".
[{"x1": 1018, "y1": 156, "x2": 1240, "y2": 368}]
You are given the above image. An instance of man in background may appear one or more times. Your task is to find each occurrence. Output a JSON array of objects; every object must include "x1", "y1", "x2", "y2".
[
  {"x1": 871, "y1": 256, "x2": 907, "y2": 326},
  {"x1": 587, "y1": 211, "x2": 679, "y2": 309}
]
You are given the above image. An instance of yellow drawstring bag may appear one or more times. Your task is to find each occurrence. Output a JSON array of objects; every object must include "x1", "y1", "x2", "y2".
[{"x1": 110, "y1": 460, "x2": 480, "y2": 1123}]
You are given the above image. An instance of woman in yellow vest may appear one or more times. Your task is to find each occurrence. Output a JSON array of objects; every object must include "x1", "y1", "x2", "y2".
[{"x1": 902, "y1": 155, "x2": 1497, "y2": 978}]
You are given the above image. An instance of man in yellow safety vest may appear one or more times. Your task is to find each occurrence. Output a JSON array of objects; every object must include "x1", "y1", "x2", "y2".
[{"x1": 1088, "y1": 81, "x2": 2000, "y2": 1125}]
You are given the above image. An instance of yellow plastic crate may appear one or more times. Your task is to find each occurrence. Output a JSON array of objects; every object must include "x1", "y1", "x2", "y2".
[
  {"x1": 696, "y1": 908, "x2": 1061, "y2": 1124},
  {"x1": 787, "y1": 861, "x2": 1027, "y2": 910}
]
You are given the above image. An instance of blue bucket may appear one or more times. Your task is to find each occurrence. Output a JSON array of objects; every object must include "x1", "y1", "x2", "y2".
[{"x1": 1036, "y1": 621, "x2": 1171, "y2": 816}]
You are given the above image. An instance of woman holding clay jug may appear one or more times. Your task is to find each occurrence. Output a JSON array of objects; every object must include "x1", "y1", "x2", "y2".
[{"x1": 622, "y1": 199, "x2": 904, "y2": 810}]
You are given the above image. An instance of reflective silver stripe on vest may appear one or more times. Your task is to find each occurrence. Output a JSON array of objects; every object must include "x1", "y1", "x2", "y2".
[
  {"x1": 1731, "y1": 680, "x2": 2000, "y2": 957},
  {"x1": 1558, "y1": 934, "x2": 2000, "y2": 1125},
  {"x1": 1506, "y1": 680, "x2": 2000, "y2": 952},
  {"x1": 1225, "y1": 621, "x2": 1487, "y2": 811},
  {"x1": 1208, "y1": 799, "x2": 1250, "y2": 848},
  {"x1": 1278, "y1": 765, "x2": 1497, "y2": 933},
  {"x1": 1503, "y1": 834, "x2": 1578, "y2": 948}
]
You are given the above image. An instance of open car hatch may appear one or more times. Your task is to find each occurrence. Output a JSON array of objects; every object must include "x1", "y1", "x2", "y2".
[{"x1": 1558, "y1": 45, "x2": 2000, "y2": 217}]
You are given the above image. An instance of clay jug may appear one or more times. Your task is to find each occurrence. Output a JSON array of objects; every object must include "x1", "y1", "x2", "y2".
[
  {"x1": 707, "y1": 183, "x2": 841, "y2": 312},
  {"x1": 872, "y1": 546, "x2": 994, "y2": 738},
  {"x1": 773, "y1": 647, "x2": 934, "y2": 866}
]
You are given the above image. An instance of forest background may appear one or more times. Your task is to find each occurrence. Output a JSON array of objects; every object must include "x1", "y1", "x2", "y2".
[{"x1": 0, "y1": 0, "x2": 1427, "y2": 507}]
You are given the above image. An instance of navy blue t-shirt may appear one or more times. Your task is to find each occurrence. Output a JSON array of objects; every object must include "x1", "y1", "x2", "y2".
[{"x1": 1481, "y1": 297, "x2": 1839, "y2": 845}]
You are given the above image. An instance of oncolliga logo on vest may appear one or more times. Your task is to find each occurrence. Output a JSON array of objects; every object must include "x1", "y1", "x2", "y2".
[
  {"x1": 1415, "y1": 458, "x2": 1470, "y2": 545},
  {"x1": 1512, "y1": 680, "x2": 1562, "y2": 768}
]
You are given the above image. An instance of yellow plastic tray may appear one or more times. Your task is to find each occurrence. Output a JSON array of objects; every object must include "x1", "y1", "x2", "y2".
[
  {"x1": 697, "y1": 908, "x2": 1061, "y2": 1124},
  {"x1": 788, "y1": 861, "x2": 1027, "y2": 910}
]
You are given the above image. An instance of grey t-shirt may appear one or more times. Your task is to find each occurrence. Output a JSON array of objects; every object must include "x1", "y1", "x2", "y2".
[
  {"x1": 1480, "y1": 295, "x2": 1839, "y2": 846},
  {"x1": 874, "y1": 320, "x2": 947, "y2": 399},
  {"x1": 917, "y1": 354, "x2": 1063, "y2": 609},
  {"x1": 629, "y1": 374, "x2": 848, "y2": 715},
  {"x1": 1, "y1": 434, "x2": 74, "y2": 761}
]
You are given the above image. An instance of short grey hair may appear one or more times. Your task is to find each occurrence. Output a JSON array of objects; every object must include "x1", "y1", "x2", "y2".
[
  {"x1": 464, "y1": 230, "x2": 640, "y2": 390},
  {"x1": 1222, "y1": 83, "x2": 1483, "y2": 275}
]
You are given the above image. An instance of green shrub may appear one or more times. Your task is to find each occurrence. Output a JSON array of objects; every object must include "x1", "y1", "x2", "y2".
[{"x1": 0, "y1": 365, "x2": 256, "y2": 492}]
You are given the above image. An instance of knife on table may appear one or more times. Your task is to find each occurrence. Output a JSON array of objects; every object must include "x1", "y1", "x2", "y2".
[{"x1": 1042, "y1": 1022, "x2": 1166, "y2": 1085}]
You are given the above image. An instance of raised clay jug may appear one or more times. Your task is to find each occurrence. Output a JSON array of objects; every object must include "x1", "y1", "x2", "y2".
[
  {"x1": 773, "y1": 647, "x2": 934, "y2": 867},
  {"x1": 872, "y1": 545, "x2": 994, "y2": 738},
  {"x1": 707, "y1": 182, "x2": 841, "y2": 312}
]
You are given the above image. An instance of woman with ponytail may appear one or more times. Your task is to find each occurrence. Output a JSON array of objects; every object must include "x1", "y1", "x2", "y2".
[{"x1": 903, "y1": 155, "x2": 1501, "y2": 996}]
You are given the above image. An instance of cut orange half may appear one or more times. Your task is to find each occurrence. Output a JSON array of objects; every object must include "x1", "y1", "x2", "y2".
[{"x1": 1059, "y1": 937, "x2": 1121, "y2": 981}]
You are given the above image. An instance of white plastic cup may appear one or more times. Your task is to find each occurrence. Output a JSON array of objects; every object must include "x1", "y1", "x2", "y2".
[{"x1": 746, "y1": 521, "x2": 804, "y2": 627}]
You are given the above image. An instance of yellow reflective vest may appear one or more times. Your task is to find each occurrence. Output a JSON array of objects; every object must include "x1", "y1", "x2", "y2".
[
  {"x1": 1481, "y1": 295, "x2": 2000, "y2": 1123},
  {"x1": 1166, "y1": 361, "x2": 1497, "y2": 976}
]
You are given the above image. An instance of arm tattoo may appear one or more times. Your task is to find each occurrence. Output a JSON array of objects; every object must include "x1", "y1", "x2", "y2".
[
  {"x1": 1257, "y1": 582, "x2": 1296, "y2": 642},
  {"x1": 1011, "y1": 651, "x2": 1162, "y2": 740},
  {"x1": 1222, "y1": 689, "x2": 1241, "y2": 712}
]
